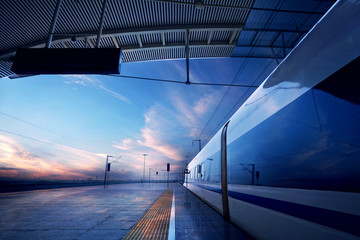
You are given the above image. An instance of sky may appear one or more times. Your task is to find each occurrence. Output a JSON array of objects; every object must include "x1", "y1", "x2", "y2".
[{"x1": 0, "y1": 57, "x2": 277, "y2": 181}]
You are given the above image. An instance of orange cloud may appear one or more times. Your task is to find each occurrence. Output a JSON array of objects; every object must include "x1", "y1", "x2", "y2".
[{"x1": 0, "y1": 134, "x2": 104, "y2": 180}]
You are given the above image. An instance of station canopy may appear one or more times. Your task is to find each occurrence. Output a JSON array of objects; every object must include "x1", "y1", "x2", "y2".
[{"x1": 0, "y1": 0, "x2": 335, "y2": 79}]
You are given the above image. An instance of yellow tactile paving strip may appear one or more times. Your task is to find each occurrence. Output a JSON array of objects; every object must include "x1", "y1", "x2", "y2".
[{"x1": 123, "y1": 188, "x2": 173, "y2": 240}]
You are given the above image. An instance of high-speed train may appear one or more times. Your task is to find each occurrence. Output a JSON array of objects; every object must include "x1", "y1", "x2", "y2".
[{"x1": 184, "y1": 1, "x2": 360, "y2": 239}]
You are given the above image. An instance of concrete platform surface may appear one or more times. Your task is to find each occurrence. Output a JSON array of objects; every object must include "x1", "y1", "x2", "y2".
[{"x1": 0, "y1": 183, "x2": 251, "y2": 240}]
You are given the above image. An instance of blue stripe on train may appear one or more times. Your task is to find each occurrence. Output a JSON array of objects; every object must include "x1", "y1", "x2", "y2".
[{"x1": 191, "y1": 183, "x2": 360, "y2": 237}]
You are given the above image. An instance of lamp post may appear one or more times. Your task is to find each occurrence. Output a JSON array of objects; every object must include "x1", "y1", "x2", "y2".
[
  {"x1": 143, "y1": 154, "x2": 147, "y2": 181},
  {"x1": 104, "y1": 155, "x2": 113, "y2": 188},
  {"x1": 107, "y1": 156, "x2": 122, "y2": 187}
]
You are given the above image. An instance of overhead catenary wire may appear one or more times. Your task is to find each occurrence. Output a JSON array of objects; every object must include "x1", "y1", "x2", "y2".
[
  {"x1": 202, "y1": 58, "x2": 276, "y2": 145},
  {"x1": 0, "y1": 128, "x2": 116, "y2": 158},
  {"x1": 0, "y1": 128, "x2": 77, "y2": 151},
  {"x1": 0, "y1": 112, "x2": 97, "y2": 151},
  {"x1": 0, "y1": 112, "x2": 69, "y2": 139}
]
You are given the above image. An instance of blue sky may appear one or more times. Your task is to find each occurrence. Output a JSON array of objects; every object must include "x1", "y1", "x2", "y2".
[{"x1": 0, "y1": 57, "x2": 276, "y2": 181}]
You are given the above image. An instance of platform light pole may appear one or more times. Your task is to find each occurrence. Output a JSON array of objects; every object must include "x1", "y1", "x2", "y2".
[
  {"x1": 143, "y1": 154, "x2": 147, "y2": 181},
  {"x1": 106, "y1": 156, "x2": 122, "y2": 187},
  {"x1": 104, "y1": 155, "x2": 113, "y2": 188}
]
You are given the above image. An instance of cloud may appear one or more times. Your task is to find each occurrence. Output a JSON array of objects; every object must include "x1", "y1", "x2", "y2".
[
  {"x1": 113, "y1": 138, "x2": 134, "y2": 151},
  {"x1": 62, "y1": 75, "x2": 130, "y2": 103},
  {"x1": 0, "y1": 133, "x2": 106, "y2": 180},
  {"x1": 98, "y1": 85, "x2": 130, "y2": 103},
  {"x1": 171, "y1": 91, "x2": 221, "y2": 137},
  {"x1": 110, "y1": 90, "x2": 222, "y2": 173},
  {"x1": 138, "y1": 127, "x2": 183, "y2": 161},
  {"x1": 0, "y1": 167, "x2": 17, "y2": 170}
]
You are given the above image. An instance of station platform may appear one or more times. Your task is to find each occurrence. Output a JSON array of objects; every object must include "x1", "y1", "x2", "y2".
[{"x1": 0, "y1": 183, "x2": 251, "y2": 240}]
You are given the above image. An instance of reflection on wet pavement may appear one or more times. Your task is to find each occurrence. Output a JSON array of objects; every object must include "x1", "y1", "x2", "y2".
[
  {"x1": 0, "y1": 183, "x2": 168, "y2": 240},
  {"x1": 175, "y1": 184, "x2": 252, "y2": 240},
  {"x1": 0, "y1": 183, "x2": 252, "y2": 240}
]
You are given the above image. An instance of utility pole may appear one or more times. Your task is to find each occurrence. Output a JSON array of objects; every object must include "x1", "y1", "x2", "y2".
[
  {"x1": 104, "y1": 155, "x2": 112, "y2": 188},
  {"x1": 143, "y1": 154, "x2": 147, "y2": 181}
]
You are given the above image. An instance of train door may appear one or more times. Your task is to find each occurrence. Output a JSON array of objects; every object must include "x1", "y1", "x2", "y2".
[{"x1": 221, "y1": 121, "x2": 230, "y2": 221}]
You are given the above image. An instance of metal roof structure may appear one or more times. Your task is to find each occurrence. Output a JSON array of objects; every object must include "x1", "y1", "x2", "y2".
[{"x1": 0, "y1": 0, "x2": 335, "y2": 79}]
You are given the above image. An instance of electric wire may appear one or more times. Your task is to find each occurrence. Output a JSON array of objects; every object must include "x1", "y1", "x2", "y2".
[
  {"x1": 0, "y1": 112, "x2": 70, "y2": 140},
  {"x1": 202, "y1": 58, "x2": 276, "y2": 145},
  {"x1": 0, "y1": 128, "x2": 75, "y2": 151},
  {"x1": 0, "y1": 112, "x2": 97, "y2": 151}
]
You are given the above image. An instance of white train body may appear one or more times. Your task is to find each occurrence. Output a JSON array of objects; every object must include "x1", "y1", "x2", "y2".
[{"x1": 185, "y1": 0, "x2": 360, "y2": 239}]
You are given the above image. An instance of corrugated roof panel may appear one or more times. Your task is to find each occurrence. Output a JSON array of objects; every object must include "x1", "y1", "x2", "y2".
[
  {"x1": 1, "y1": 0, "x2": 336, "y2": 78},
  {"x1": 99, "y1": 37, "x2": 116, "y2": 48},
  {"x1": 0, "y1": 0, "x2": 55, "y2": 52},
  {"x1": 55, "y1": 0, "x2": 101, "y2": 34},
  {"x1": 212, "y1": 31, "x2": 232, "y2": 42},
  {"x1": 165, "y1": 31, "x2": 185, "y2": 43},
  {"x1": 0, "y1": 61, "x2": 14, "y2": 78},
  {"x1": 117, "y1": 35, "x2": 138, "y2": 46},
  {"x1": 104, "y1": 0, "x2": 252, "y2": 30},
  {"x1": 189, "y1": 31, "x2": 208, "y2": 42},
  {"x1": 141, "y1": 33, "x2": 162, "y2": 45},
  {"x1": 122, "y1": 47, "x2": 185, "y2": 63},
  {"x1": 50, "y1": 42, "x2": 66, "y2": 49},
  {"x1": 66, "y1": 39, "x2": 89, "y2": 48},
  {"x1": 122, "y1": 46, "x2": 242, "y2": 63},
  {"x1": 190, "y1": 46, "x2": 233, "y2": 58}
]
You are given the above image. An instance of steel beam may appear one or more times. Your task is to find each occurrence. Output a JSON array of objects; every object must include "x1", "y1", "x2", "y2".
[
  {"x1": 136, "y1": 34, "x2": 143, "y2": 48},
  {"x1": 207, "y1": 31, "x2": 213, "y2": 44},
  {"x1": 161, "y1": 32, "x2": 166, "y2": 46},
  {"x1": 229, "y1": 30, "x2": 238, "y2": 44},
  {"x1": 45, "y1": 0, "x2": 63, "y2": 48},
  {"x1": 121, "y1": 42, "x2": 234, "y2": 51},
  {"x1": 51, "y1": 24, "x2": 243, "y2": 37},
  {"x1": 111, "y1": 35, "x2": 119, "y2": 48},
  {"x1": 185, "y1": 29, "x2": 190, "y2": 85},
  {"x1": 96, "y1": 0, "x2": 109, "y2": 48}
]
